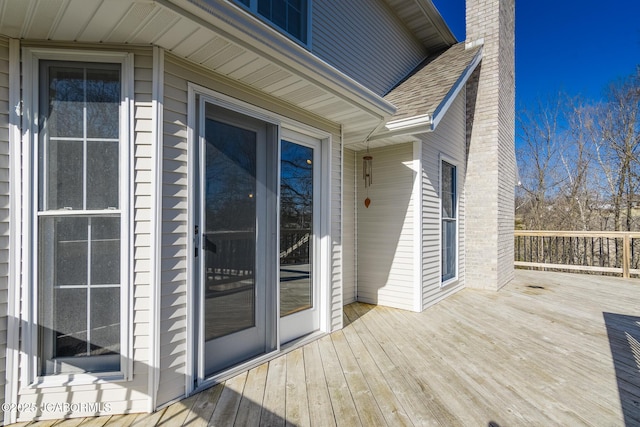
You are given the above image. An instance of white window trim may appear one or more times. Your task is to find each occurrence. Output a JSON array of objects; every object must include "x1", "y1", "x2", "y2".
[
  {"x1": 185, "y1": 83, "x2": 331, "y2": 395},
  {"x1": 439, "y1": 153, "x2": 459, "y2": 288},
  {"x1": 21, "y1": 48, "x2": 134, "y2": 388},
  {"x1": 230, "y1": 0, "x2": 312, "y2": 48}
]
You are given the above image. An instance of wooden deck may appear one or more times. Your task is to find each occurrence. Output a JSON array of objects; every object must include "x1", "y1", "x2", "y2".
[{"x1": 13, "y1": 270, "x2": 640, "y2": 426}]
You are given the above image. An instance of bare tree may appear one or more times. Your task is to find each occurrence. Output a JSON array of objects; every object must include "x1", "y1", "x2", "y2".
[
  {"x1": 516, "y1": 97, "x2": 567, "y2": 229},
  {"x1": 517, "y1": 67, "x2": 640, "y2": 232},
  {"x1": 587, "y1": 67, "x2": 640, "y2": 231}
]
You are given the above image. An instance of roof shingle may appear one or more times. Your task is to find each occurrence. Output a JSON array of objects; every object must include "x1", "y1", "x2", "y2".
[{"x1": 384, "y1": 43, "x2": 482, "y2": 123}]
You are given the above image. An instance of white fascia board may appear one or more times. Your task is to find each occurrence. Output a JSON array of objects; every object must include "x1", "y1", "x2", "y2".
[
  {"x1": 386, "y1": 113, "x2": 432, "y2": 131},
  {"x1": 430, "y1": 46, "x2": 483, "y2": 131},
  {"x1": 159, "y1": 0, "x2": 396, "y2": 119},
  {"x1": 368, "y1": 114, "x2": 432, "y2": 141}
]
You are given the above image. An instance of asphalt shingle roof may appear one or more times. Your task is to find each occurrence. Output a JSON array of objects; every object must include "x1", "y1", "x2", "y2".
[{"x1": 384, "y1": 42, "x2": 482, "y2": 123}]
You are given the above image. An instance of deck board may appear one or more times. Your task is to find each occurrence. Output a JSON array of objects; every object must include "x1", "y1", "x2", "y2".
[
  {"x1": 13, "y1": 270, "x2": 640, "y2": 426},
  {"x1": 284, "y1": 348, "x2": 310, "y2": 427}
]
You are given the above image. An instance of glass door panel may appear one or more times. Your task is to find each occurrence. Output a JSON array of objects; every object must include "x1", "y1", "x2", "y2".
[
  {"x1": 280, "y1": 140, "x2": 313, "y2": 317},
  {"x1": 203, "y1": 119, "x2": 257, "y2": 341},
  {"x1": 199, "y1": 103, "x2": 272, "y2": 378},
  {"x1": 279, "y1": 133, "x2": 321, "y2": 344}
]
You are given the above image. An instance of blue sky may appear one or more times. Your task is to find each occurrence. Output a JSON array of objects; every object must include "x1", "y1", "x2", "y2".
[{"x1": 432, "y1": 0, "x2": 640, "y2": 111}]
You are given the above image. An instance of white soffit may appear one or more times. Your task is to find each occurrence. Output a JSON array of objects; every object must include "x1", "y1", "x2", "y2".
[{"x1": 0, "y1": 0, "x2": 393, "y2": 137}]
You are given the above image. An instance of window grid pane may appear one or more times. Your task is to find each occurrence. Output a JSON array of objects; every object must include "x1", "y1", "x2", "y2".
[
  {"x1": 236, "y1": 0, "x2": 307, "y2": 44},
  {"x1": 441, "y1": 161, "x2": 457, "y2": 282},
  {"x1": 40, "y1": 63, "x2": 120, "y2": 212},
  {"x1": 38, "y1": 61, "x2": 122, "y2": 375}
]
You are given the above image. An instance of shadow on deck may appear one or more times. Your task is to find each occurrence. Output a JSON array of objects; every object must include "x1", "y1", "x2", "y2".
[
  {"x1": 603, "y1": 312, "x2": 640, "y2": 426},
  {"x1": 12, "y1": 270, "x2": 640, "y2": 426}
]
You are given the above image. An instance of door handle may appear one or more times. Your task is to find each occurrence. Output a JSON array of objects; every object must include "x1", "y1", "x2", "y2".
[{"x1": 194, "y1": 225, "x2": 199, "y2": 257}]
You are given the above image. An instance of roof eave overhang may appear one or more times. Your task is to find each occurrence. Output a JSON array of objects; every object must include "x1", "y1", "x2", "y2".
[
  {"x1": 369, "y1": 114, "x2": 432, "y2": 141},
  {"x1": 370, "y1": 44, "x2": 483, "y2": 143},
  {"x1": 430, "y1": 44, "x2": 483, "y2": 129},
  {"x1": 161, "y1": 0, "x2": 397, "y2": 119},
  {"x1": 413, "y1": 0, "x2": 458, "y2": 46}
]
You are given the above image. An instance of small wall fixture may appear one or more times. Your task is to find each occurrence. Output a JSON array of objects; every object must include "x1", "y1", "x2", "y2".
[
  {"x1": 363, "y1": 155, "x2": 373, "y2": 187},
  {"x1": 363, "y1": 154, "x2": 373, "y2": 208}
]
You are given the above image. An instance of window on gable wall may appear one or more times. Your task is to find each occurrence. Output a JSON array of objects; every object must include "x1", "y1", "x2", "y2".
[
  {"x1": 234, "y1": 0, "x2": 308, "y2": 45},
  {"x1": 441, "y1": 160, "x2": 457, "y2": 284}
]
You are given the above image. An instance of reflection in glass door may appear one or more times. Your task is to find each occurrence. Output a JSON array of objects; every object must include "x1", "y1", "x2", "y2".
[
  {"x1": 279, "y1": 133, "x2": 320, "y2": 344},
  {"x1": 194, "y1": 99, "x2": 323, "y2": 379},
  {"x1": 280, "y1": 141, "x2": 313, "y2": 316},
  {"x1": 204, "y1": 119, "x2": 257, "y2": 340},
  {"x1": 199, "y1": 103, "x2": 272, "y2": 377}
]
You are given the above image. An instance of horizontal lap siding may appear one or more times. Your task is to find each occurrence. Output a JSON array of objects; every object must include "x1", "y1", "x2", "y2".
[
  {"x1": 421, "y1": 91, "x2": 466, "y2": 310},
  {"x1": 356, "y1": 143, "x2": 416, "y2": 311},
  {"x1": 131, "y1": 50, "x2": 154, "y2": 398},
  {"x1": 0, "y1": 37, "x2": 9, "y2": 408},
  {"x1": 157, "y1": 58, "x2": 190, "y2": 408},
  {"x1": 312, "y1": 0, "x2": 426, "y2": 96},
  {"x1": 330, "y1": 131, "x2": 343, "y2": 331},
  {"x1": 14, "y1": 47, "x2": 153, "y2": 421}
]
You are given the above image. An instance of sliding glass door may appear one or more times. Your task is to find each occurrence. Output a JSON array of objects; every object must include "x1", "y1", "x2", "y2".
[{"x1": 194, "y1": 98, "x2": 322, "y2": 380}]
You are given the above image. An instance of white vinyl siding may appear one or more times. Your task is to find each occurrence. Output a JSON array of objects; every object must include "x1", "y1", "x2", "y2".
[
  {"x1": 330, "y1": 125, "x2": 342, "y2": 331},
  {"x1": 0, "y1": 37, "x2": 9, "y2": 408},
  {"x1": 131, "y1": 50, "x2": 155, "y2": 398},
  {"x1": 312, "y1": 0, "x2": 426, "y2": 96},
  {"x1": 158, "y1": 57, "x2": 190, "y2": 407},
  {"x1": 421, "y1": 90, "x2": 466, "y2": 310},
  {"x1": 342, "y1": 149, "x2": 356, "y2": 305},
  {"x1": 13, "y1": 48, "x2": 152, "y2": 422},
  {"x1": 356, "y1": 143, "x2": 416, "y2": 311}
]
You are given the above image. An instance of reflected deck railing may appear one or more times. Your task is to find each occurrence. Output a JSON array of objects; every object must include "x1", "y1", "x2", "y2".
[{"x1": 514, "y1": 230, "x2": 640, "y2": 278}]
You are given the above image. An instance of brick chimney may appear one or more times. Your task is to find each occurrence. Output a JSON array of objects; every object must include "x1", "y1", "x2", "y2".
[{"x1": 464, "y1": 0, "x2": 516, "y2": 290}]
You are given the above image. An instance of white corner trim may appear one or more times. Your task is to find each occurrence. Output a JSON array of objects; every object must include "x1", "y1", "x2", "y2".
[
  {"x1": 185, "y1": 84, "x2": 196, "y2": 396},
  {"x1": 322, "y1": 132, "x2": 333, "y2": 332},
  {"x1": 149, "y1": 45, "x2": 165, "y2": 412},
  {"x1": 124, "y1": 51, "x2": 136, "y2": 384},
  {"x1": 5, "y1": 38, "x2": 21, "y2": 427},
  {"x1": 19, "y1": 45, "x2": 36, "y2": 391}
]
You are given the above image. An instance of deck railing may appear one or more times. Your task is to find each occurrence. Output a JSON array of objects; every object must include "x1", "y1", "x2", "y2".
[{"x1": 514, "y1": 230, "x2": 640, "y2": 278}]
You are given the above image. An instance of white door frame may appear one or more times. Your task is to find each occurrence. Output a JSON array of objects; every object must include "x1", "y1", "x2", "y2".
[
  {"x1": 186, "y1": 83, "x2": 332, "y2": 393},
  {"x1": 279, "y1": 129, "x2": 323, "y2": 344}
]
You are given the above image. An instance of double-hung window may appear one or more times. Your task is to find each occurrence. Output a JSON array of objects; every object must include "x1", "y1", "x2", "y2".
[
  {"x1": 233, "y1": 0, "x2": 309, "y2": 45},
  {"x1": 441, "y1": 160, "x2": 457, "y2": 284},
  {"x1": 31, "y1": 53, "x2": 131, "y2": 378}
]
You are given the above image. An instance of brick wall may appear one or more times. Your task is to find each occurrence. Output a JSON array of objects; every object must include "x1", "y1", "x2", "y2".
[{"x1": 464, "y1": 0, "x2": 515, "y2": 290}]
